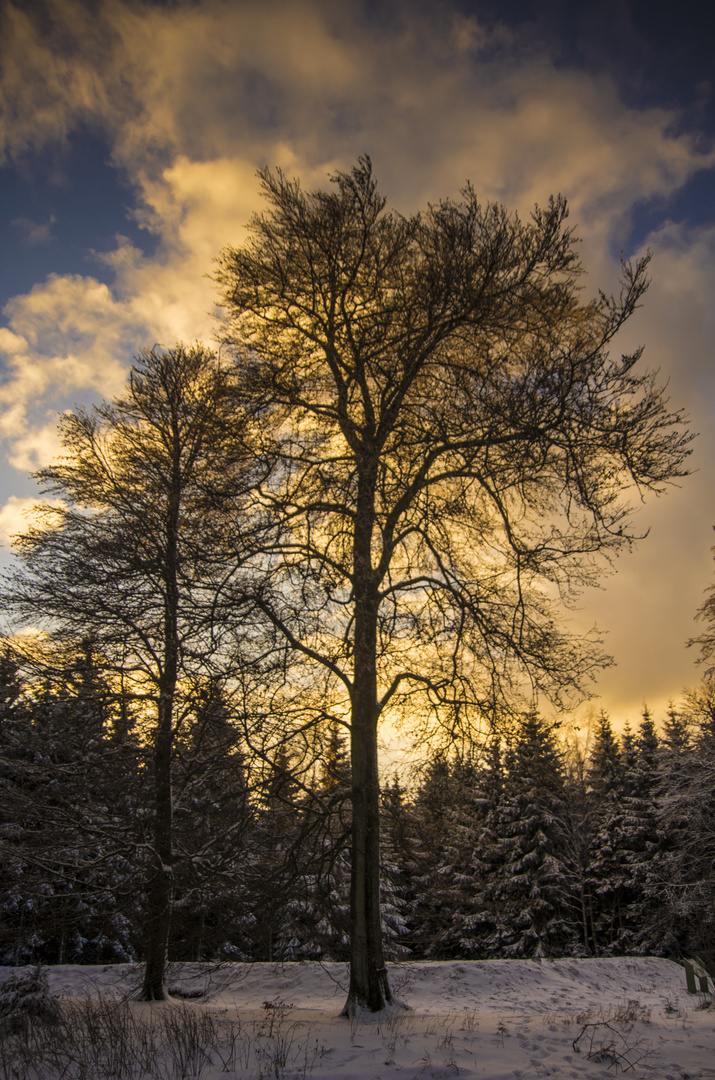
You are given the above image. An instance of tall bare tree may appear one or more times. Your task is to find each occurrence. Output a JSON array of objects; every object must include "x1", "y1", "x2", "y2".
[
  {"x1": 216, "y1": 157, "x2": 691, "y2": 1013},
  {"x1": 1, "y1": 344, "x2": 250, "y2": 999},
  {"x1": 691, "y1": 540, "x2": 715, "y2": 673}
]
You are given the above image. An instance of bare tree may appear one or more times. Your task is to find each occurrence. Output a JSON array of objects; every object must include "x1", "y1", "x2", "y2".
[
  {"x1": 216, "y1": 157, "x2": 691, "y2": 1012},
  {"x1": 690, "y1": 540, "x2": 715, "y2": 672},
  {"x1": 1, "y1": 344, "x2": 251, "y2": 999}
]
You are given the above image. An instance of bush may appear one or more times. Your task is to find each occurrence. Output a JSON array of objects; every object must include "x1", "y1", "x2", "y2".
[{"x1": 0, "y1": 965, "x2": 61, "y2": 1035}]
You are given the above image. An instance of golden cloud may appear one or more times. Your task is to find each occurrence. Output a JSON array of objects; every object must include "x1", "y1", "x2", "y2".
[{"x1": 0, "y1": 494, "x2": 64, "y2": 546}]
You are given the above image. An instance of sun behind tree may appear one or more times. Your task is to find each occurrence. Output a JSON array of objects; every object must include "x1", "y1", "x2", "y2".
[{"x1": 216, "y1": 156, "x2": 691, "y2": 1013}]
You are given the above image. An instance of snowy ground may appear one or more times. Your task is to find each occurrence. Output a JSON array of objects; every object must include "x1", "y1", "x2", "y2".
[{"x1": 2, "y1": 957, "x2": 714, "y2": 1079}]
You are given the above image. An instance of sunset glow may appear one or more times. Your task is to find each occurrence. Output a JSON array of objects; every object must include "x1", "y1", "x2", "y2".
[{"x1": 1, "y1": 0, "x2": 714, "y2": 724}]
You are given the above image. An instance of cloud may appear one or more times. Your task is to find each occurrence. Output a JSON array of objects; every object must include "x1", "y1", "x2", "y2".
[
  {"x1": 1, "y1": 274, "x2": 136, "y2": 398},
  {"x1": 0, "y1": 327, "x2": 28, "y2": 355},
  {"x1": 570, "y1": 221, "x2": 715, "y2": 718},
  {"x1": 0, "y1": 0, "x2": 359, "y2": 174},
  {"x1": 0, "y1": 494, "x2": 63, "y2": 547},
  {"x1": 1, "y1": 0, "x2": 712, "y2": 466},
  {"x1": 0, "y1": 0, "x2": 714, "y2": 713},
  {"x1": 0, "y1": 273, "x2": 139, "y2": 474},
  {"x1": 5, "y1": 422, "x2": 65, "y2": 474},
  {"x1": 2, "y1": 1, "x2": 710, "y2": 209},
  {"x1": 2, "y1": 1, "x2": 710, "y2": 273},
  {"x1": 11, "y1": 214, "x2": 56, "y2": 244},
  {"x1": 3, "y1": 0, "x2": 707, "y2": 302},
  {"x1": 0, "y1": 496, "x2": 33, "y2": 545}
]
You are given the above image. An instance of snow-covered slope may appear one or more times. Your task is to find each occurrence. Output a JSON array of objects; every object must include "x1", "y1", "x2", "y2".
[{"x1": 2, "y1": 958, "x2": 713, "y2": 1079}]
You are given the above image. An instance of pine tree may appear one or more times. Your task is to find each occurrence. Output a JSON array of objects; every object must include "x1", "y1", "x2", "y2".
[
  {"x1": 641, "y1": 703, "x2": 697, "y2": 957},
  {"x1": 585, "y1": 711, "x2": 627, "y2": 955},
  {"x1": 418, "y1": 746, "x2": 505, "y2": 959},
  {"x1": 169, "y1": 680, "x2": 253, "y2": 961},
  {"x1": 560, "y1": 728, "x2": 597, "y2": 956},
  {"x1": 662, "y1": 703, "x2": 691, "y2": 755},
  {"x1": 241, "y1": 748, "x2": 318, "y2": 961},
  {"x1": 468, "y1": 715, "x2": 579, "y2": 959},
  {"x1": 588, "y1": 710, "x2": 662, "y2": 955},
  {"x1": 0, "y1": 648, "x2": 23, "y2": 729},
  {"x1": 0, "y1": 641, "x2": 142, "y2": 964},
  {"x1": 622, "y1": 710, "x2": 662, "y2": 951},
  {"x1": 653, "y1": 687, "x2": 715, "y2": 966},
  {"x1": 588, "y1": 711, "x2": 624, "y2": 798},
  {"x1": 279, "y1": 722, "x2": 353, "y2": 961},
  {"x1": 405, "y1": 755, "x2": 485, "y2": 959},
  {"x1": 379, "y1": 779, "x2": 411, "y2": 960}
]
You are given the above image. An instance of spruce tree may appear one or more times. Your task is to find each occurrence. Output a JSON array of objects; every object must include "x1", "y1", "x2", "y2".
[
  {"x1": 654, "y1": 688, "x2": 715, "y2": 966},
  {"x1": 406, "y1": 755, "x2": 485, "y2": 958},
  {"x1": 379, "y1": 779, "x2": 411, "y2": 960},
  {"x1": 585, "y1": 711, "x2": 627, "y2": 955},
  {"x1": 281, "y1": 722, "x2": 353, "y2": 961},
  {"x1": 468, "y1": 715, "x2": 578, "y2": 958},
  {"x1": 0, "y1": 641, "x2": 141, "y2": 964},
  {"x1": 588, "y1": 710, "x2": 661, "y2": 955},
  {"x1": 170, "y1": 680, "x2": 253, "y2": 961},
  {"x1": 622, "y1": 710, "x2": 661, "y2": 952}
]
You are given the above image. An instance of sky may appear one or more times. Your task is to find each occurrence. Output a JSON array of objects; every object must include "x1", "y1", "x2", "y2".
[{"x1": 0, "y1": 0, "x2": 714, "y2": 727}]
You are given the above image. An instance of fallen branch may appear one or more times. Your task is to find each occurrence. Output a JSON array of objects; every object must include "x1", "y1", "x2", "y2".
[{"x1": 573, "y1": 1019, "x2": 655, "y2": 1072}]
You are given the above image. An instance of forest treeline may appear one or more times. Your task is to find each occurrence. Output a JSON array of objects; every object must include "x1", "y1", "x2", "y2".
[{"x1": 2, "y1": 644, "x2": 714, "y2": 970}]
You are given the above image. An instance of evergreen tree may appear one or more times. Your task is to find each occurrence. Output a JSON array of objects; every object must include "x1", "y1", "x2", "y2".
[
  {"x1": 170, "y1": 679, "x2": 253, "y2": 961},
  {"x1": 587, "y1": 710, "x2": 662, "y2": 955},
  {"x1": 641, "y1": 703, "x2": 698, "y2": 957},
  {"x1": 0, "y1": 641, "x2": 142, "y2": 964},
  {"x1": 584, "y1": 711, "x2": 627, "y2": 955},
  {"x1": 379, "y1": 778, "x2": 411, "y2": 960},
  {"x1": 587, "y1": 711, "x2": 624, "y2": 798},
  {"x1": 467, "y1": 715, "x2": 579, "y2": 958},
  {"x1": 662, "y1": 703, "x2": 691, "y2": 756},
  {"x1": 278, "y1": 722, "x2": 353, "y2": 961},
  {"x1": 621, "y1": 710, "x2": 662, "y2": 952},
  {"x1": 560, "y1": 729, "x2": 597, "y2": 955},
  {"x1": 405, "y1": 754, "x2": 486, "y2": 959},
  {"x1": 242, "y1": 749, "x2": 314, "y2": 961},
  {"x1": 653, "y1": 687, "x2": 715, "y2": 966},
  {"x1": 0, "y1": 648, "x2": 23, "y2": 729}
]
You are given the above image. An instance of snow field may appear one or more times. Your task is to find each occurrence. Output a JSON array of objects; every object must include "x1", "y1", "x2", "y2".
[{"x1": 1, "y1": 957, "x2": 713, "y2": 1079}]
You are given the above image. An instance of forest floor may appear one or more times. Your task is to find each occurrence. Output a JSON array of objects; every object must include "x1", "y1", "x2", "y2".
[{"x1": 1, "y1": 956, "x2": 713, "y2": 1079}]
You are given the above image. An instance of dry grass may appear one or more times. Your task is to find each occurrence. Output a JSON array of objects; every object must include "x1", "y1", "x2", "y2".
[{"x1": 0, "y1": 972, "x2": 323, "y2": 1080}]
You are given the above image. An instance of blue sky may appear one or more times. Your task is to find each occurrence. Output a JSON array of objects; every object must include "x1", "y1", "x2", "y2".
[{"x1": 1, "y1": 0, "x2": 714, "y2": 724}]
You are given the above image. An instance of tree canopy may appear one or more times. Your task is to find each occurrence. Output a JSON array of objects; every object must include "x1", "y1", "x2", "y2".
[{"x1": 216, "y1": 157, "x2": 692, "y2": 1011}]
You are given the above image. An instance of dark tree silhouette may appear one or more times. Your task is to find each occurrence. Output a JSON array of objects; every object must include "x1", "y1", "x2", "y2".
[
  {"x1": 0, "y1": 638, "x2": 143, "y2": 966},
  {"x1": 691, "y1": 541, "x2": 715, "y2": 672},
  {"x1": 216, "y1": 157, "x2": 691, "y2": 1012},
  {"x1": 1, "y1": 344, "x2": 251, "y2": 999}
]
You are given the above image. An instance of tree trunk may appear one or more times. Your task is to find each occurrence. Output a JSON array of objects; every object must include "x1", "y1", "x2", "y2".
[
  {"x1": 140, "y1": 688, "x2": 174, "y2": 1000},
  {"x1": 343, "y1": 696, "x2": 392, "y2": 1013},
  {"x1": 578, "y1": 879, "x2": 590, "y2": 956},
  {"x1": 140, "y1": 478, "x2": 180, "y2": 1001},
  {"x1": 343, "y1": 478, "x2": 393, "y2": 1015},
  {"x1": 588, "y1": 894, "x2": 599, "y2": 957},
  {"x1": 141, "y1": 863, "x2": 173, "y2": 1000}
]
